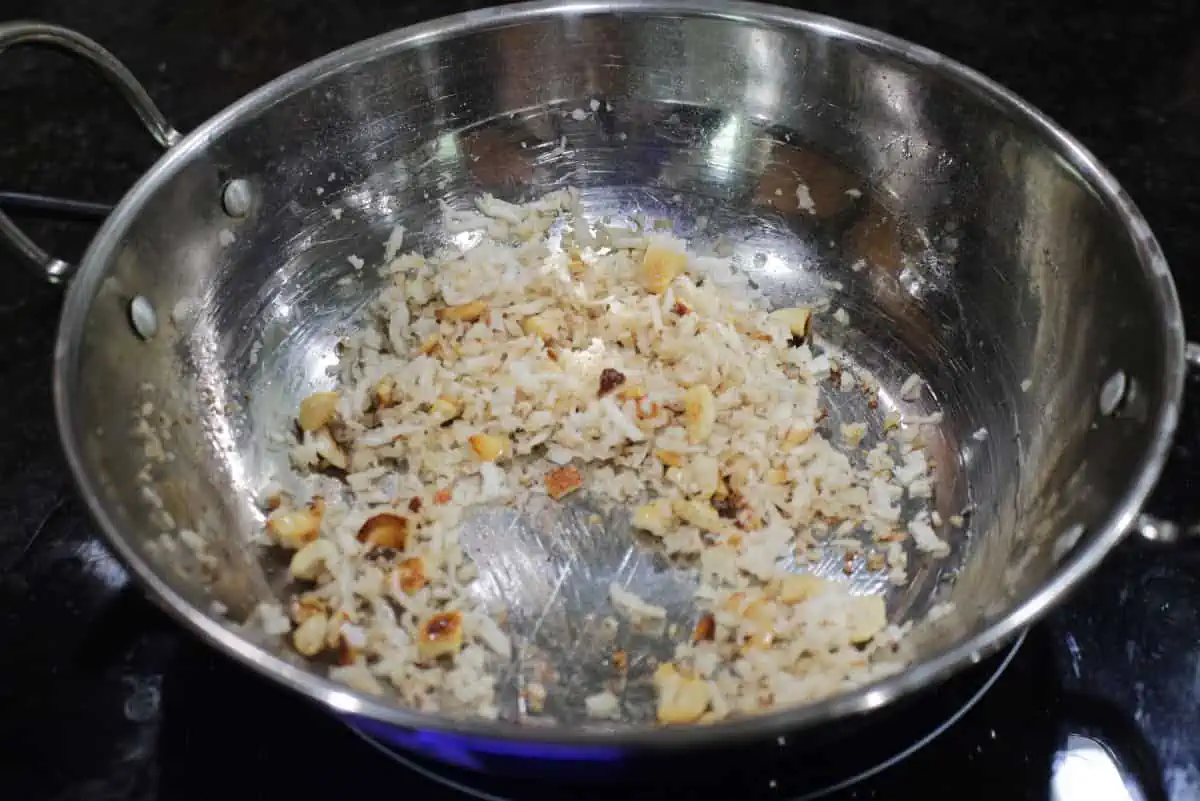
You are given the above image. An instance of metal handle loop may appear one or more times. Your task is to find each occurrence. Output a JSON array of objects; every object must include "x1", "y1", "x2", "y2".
[
  {"x1": 0, "y1": 21, "x2": 181, "y2": 284},
  {"x1": 1131, "y1": 341, "x2": 1200, "y2": 544}
]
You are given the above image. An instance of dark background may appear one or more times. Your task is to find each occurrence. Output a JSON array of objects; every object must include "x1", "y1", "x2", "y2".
[{"x1": 1, "y1": 0, "x2": 1199, "y2": 799}]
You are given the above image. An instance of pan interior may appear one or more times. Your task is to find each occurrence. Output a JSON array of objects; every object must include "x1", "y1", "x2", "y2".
[
  {"x1": 65, "y1": 7, "x2": 1174, "y2": 731},
  {"x1": 240, "y1": 173, "x2": 973, "y2": 724}
]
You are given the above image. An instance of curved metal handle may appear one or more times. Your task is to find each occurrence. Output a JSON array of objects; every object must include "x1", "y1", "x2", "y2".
[
  {"x1": 1187, "y1": 341, "x2": 1200, "y2": 371},
  {"x1": 0, "y1": 21, "x2": 181, "y2": 284},
  {"x1": 1131, "y1": 341, "x2": 1200, "y2": 544}
]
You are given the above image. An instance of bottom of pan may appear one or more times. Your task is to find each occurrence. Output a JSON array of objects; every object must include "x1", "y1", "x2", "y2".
[{"x1": 344, "y1": 631, "x2": 1024, "y2": 799}]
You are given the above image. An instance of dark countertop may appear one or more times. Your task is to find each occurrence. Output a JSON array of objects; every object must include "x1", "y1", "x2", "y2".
[{"x1": 1, "y1": 0, "x2": 1199, "y2": 799}]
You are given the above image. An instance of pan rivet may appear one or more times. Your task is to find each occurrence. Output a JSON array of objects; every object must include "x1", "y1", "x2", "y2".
[
  {"x1": 1052, "y1": 523, "x2": 1085, "y2": 562},
  {"x1": 130, "y1": 295, "x2": 157, "y2": 340},
  {"x1": 1098, "y1": 370, "x2": 1127, "y2": 416},
  {"x1": 222, "y1": 179, "x2": 253, "y2": 218}
]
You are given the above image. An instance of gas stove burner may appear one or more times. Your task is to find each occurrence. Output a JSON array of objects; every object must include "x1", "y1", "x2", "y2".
[{"x1": 348, "y1": 633, "x2": 1025, "y2": 801}]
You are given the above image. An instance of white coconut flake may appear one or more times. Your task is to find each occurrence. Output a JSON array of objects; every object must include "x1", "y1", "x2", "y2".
[
  {"x1": 601, "y1": 397, "x2": 646, "y2": 442},
  {"x1": 909, "y1": 516, "x2": 950, "y2": 555},
  {"x1": 384, "y1": 225, "x2": 406, "y2": 261},
  {"x1": 472, "y1": 613, "x2": 512, "y2": 658},
  {"x1": 255, "y1": 602, "x2": 291, "y2": 636},
  {"x1": 341, "y1": 623, "x2": 368, "y2": 649},
  {"x1": 795, "y1": 181, "x2": 816, "y2": 214},
  {"x1": 900, "y1": 373, "x2": 924, "y2": 401},
  {"x1": 585, "y1": 690, "x2": 621, "y2": 719},
  {"x1": 609, "y1": 583, "x2": 668, "y2": 622}
]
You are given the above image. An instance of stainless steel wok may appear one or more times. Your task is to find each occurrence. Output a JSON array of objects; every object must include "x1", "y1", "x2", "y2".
[{"x1": 3, "y1": 0, "x2": 1193, "y2": 766}]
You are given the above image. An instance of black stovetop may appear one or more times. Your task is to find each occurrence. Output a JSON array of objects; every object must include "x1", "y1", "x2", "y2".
[{"x1": 2, "y1": 0, "x2": 1199, "y2": 799}]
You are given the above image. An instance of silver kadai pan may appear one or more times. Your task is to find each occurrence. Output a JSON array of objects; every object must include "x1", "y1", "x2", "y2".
[{"x1": 2, "y1": 0, "x2": 1194, "y2": 767}]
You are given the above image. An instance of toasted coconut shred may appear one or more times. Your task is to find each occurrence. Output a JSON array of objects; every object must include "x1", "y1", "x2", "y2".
[{"x1": 259, "y1": 189, "x2": 948, "y2": 725}]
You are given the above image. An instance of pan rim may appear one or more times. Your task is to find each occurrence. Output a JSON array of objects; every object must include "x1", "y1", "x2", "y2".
[{"x1": 53, "y1": 0, "x2": 1186, "y2": 749}]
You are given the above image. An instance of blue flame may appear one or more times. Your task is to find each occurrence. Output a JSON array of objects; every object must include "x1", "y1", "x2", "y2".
[{"x1": 348, "y1": 717, "x2": 625, "y2": 769}]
